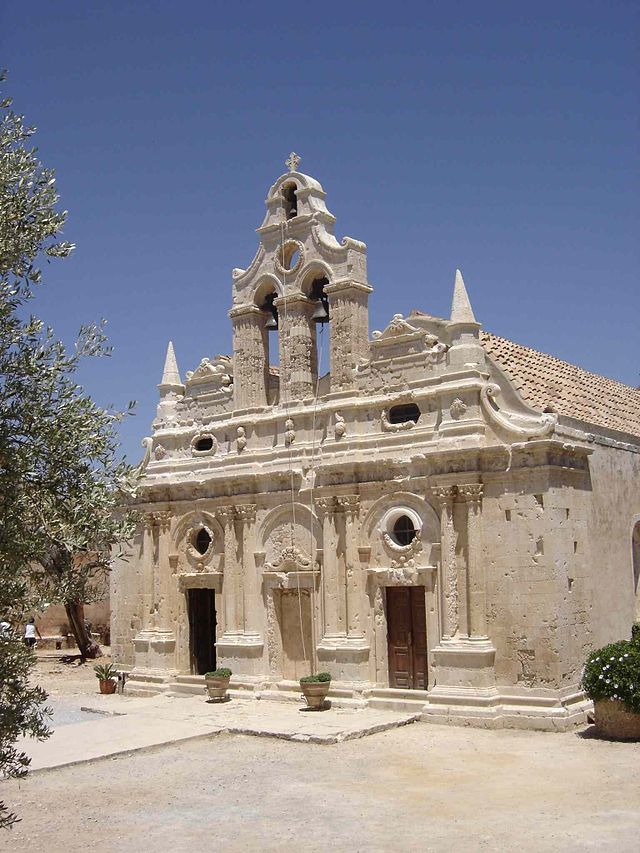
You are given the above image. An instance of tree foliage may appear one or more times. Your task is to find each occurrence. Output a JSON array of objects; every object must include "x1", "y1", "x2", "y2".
[{"x1": 0, "y1": 73, "x2": 137, "y2": 828}]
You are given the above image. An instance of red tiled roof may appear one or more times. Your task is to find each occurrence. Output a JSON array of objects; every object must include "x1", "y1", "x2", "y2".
[{"x1": 480, "y1": 331, "x2": 640, "y2": 438}]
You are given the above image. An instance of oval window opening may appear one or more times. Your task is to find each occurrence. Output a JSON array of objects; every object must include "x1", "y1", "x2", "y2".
[
  {"x1": 195, "y1": 436, "x2": 214, "y2": 452},
  {"x1": 194, "y1": 528, "x2": 212, "y2": 555},
  {"x1": 392, "y1": 515, "x2": 416, "y2": 546},
  {"x1": 388, "y1": 403, "x2": 420, "y2": 425}
]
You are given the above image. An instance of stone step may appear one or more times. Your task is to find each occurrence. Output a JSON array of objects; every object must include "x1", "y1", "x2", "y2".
[{"x1": 366, "y1": 689, "x2": 429, "y2": 713}]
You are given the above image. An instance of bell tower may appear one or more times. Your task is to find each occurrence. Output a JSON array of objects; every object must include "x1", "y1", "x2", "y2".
[{"x1": 229, "y1": 154, "x2": 372, "y2": 411}]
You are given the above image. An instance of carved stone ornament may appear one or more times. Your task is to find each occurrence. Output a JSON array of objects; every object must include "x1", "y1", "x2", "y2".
[
  {"x1": 185, "y1": 356, "x2": 233, "y2": 391},
  {"x1": 264, "y1": 546, "x2": 312, "y2": 573},
  {"x1": 191, "y1": 433, "x2": 218, "y2": 456},
  {"x1": 285, "y1": 151, "x2": 301, "y2": 172},
  {"x1": 449, "y1": 398, "x2": 468, "y2": 420},
  {"x1": 274, "y1": 239, "x2": 305, "y2": 276},
  {"x1": 372, "y1": 314, "x2": 440, "y2": 350},
  {"x1": 236, "y1": 425, "x2": 247, "y2": 452},
  {"x1": 153, "y1": 443, "x2": 167, "y2": 461},
  {"x1": 381, "y1": 409, "x2": 415, "y2": 433},
  {"x1": 480, "y1": 382, "x2": 557, "y2": 438},
  {"x1": 284, "y1": 418, "x2": 295, "y2": 446},
  {"x1": 334, "y1": 412, "x2": 346, "y2": 439}
]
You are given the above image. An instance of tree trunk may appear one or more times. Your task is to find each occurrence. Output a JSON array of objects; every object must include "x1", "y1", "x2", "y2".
[{"x1": 64, "y1": 601, "x2": 101, "y2": 659}]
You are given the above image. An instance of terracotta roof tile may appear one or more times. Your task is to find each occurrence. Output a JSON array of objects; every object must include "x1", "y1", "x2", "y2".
[{"x1": 480, "y1": 331, "x2": 640, "y2": 438}]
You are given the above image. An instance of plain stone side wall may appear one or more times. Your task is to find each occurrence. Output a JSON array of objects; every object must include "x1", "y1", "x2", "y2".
[
  {"x1": 483, "y1": 468, "x2": 592, "y2": 690},
  {"x1": 585, "y1": 442, "x2": 640, "y2": 648}
]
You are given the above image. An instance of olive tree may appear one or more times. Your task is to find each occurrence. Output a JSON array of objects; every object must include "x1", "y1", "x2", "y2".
[{"x1": 0, "y1": 73, "x2": 136, "y2": 827}]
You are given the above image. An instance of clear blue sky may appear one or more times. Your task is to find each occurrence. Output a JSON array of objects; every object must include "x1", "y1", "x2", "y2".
[{"x1": 3, "y1": 1, "x2": 638, "y2": 462}]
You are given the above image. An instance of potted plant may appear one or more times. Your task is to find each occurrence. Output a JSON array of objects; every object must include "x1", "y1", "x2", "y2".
[
  {"x1": 204, "y1": 667, "x2": 232, "y2": 701},
  {"x1": 581, "y1": 623, "x2": 640, "y2": 739},
  {"x1": 94, "y1": 663, "x2": 118, "y2": 695},
  {"x1": 299, "y1": 671, "x2": 331, "y2": 710}
]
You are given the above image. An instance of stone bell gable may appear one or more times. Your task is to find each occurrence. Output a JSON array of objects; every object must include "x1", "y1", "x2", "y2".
[{"x1": 112, "y1": 155, "x2": 640, "y2": 731}]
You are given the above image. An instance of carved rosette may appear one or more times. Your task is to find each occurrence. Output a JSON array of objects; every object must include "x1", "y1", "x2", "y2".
[{"x1": 449, "y1": 398, "x2": 467, "y2": 420}]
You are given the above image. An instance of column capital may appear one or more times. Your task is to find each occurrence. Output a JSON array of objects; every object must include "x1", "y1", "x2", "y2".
[
  {"x1": 216, "y1": 505, "x2": 235, "y2": 524},
  {"x1": 153, "y1": 511, "x2": 172, "y2": 532},
  {"x1": 431, "y1": 485, "x2": 456, "y2": 506},
  {"x1": 458, "y1": 483, "x2": 483, "y2": 504},
  {"x1": 235, "y1": 504, "x2": 257, "y2": 523},
  {"x1": 336, "y1": 495, "x2": 360, "y2": 517},
  {"x1": 143, "y1": 512, "x2": 157, "y2": 533},
  {"x1": 228, "y1": 304, "x2": 263, "y2": 321},
  {"x1": 315, "y1": 496, "x2": 336, "y2": 515}
]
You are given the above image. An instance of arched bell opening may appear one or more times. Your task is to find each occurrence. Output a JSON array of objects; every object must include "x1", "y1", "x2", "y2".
[
  {"x1": 254, "y1": 279, "x2": 281, "y2": 405},
  {"x1": 302, "y1": 271, "x2": 331, "y2": 388},
  {"x1": 281, "y1": 182, "x2": 298, "y2": 220}
]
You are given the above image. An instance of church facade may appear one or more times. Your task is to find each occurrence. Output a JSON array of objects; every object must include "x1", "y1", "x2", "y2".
[{"x1": 112, "y1": 156, "x2": 640, "y2": 729}]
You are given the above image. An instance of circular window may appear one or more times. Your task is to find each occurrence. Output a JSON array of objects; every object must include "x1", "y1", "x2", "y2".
[
  {"x1": 274, "y1": 240, "x2": 304, "y2": 275},
  {"x1": 193, "y1": 528, "x2": 212, "y2": 555},
  {"x1": 392, "y1": 515, "x2": 416, "y2": 546},
  {"x1": 191, "y1": 433, "x2": 217, "y2": 456}
]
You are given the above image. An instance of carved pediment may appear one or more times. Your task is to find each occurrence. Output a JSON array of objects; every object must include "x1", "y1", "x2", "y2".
[
  {"x1": 264, "y1": 545, "x2": 313, "y2": 573},
  {"x1": 372, "y1": 314, "x2": 439, "y2": 349},
  {"x1": 186, "y1": 356, "x2": 233, "y2": 390}
]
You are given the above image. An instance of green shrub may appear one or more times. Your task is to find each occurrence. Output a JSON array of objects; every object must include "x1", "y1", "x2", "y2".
[
  {"x1": 204, "y1": 668, "x2": 232, "y2": 678},
  {"x1": 581, "y1": 627, "x2": 640, "y2": 714},
  {"x1": 94, "y1": 663, "x2": 117, "y2": 681},
  {"x1": 300, "y1": 672, "x2": 331, "y2": 684}
]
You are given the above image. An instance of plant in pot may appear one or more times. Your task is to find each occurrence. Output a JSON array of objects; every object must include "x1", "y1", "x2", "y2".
[
  {"x1": 581, "y1": 623, "x2": 640, "y2": 739},
  {"x1": 94, "y1": 663, "x2": 118, "y2": 695},
  {"x1": 204, "y1": 667, "x2": 232, "y2": 701},
  {"x1": 299, "y1": 671, "x2": 331, "y2": 710}
]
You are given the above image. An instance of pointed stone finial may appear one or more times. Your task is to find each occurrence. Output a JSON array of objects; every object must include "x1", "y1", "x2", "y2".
[
  {"x1": 159, "y1": 341, "x2": 182, "y2": 390},
  {"x1": 285, "y1": 151, "x2": 301, "y2": 173},
  {"x1": 450, "y1": 269, "x2": 477, "y2": 324}
]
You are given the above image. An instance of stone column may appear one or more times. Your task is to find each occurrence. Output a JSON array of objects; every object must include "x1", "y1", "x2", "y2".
[
  {"x1": 142, "y1": 512, "x2": 156, "y2": 629},
  {"x1": 336, "y1": 496, "x2": 362, "y2": 637},
  {"x1": 235, "y1": 504, "x2": 258, "y2": 635},
  {"x1": 230, "y1": 305, "x2": 268, "y2": 410},
  {"x1": 459, "y1": 484, "x2": 487, "y2": 638},
  {"x1": 316, "y1": 497, "x2": 341, "y2": 637},
  {"x1": 274, "y1": 293, "x2": 315, "y2": 401},
  {"x1": 324, "y1": 280, "x2": 373, "y2": 392},
  {"x1": 217, "y1": 506, "x2": 239, "y2": 636},
  {"x1": 153, "y1": 511, "x2": 173, "y2": 631},
  {"x1": 431, "y1": 486, "x2": 457, "y2": 639}
]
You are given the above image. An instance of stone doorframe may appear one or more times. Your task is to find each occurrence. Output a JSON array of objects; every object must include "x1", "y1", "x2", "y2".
[
  {"x1": 261, "y1": 568, "x2": 321, "y2": 680},
  {"x1": 175, "y1": 570, "x2": 223, "y2": 674},
  {"x1": 365, "y1": 565, "x2": 438, "y2": 688}
]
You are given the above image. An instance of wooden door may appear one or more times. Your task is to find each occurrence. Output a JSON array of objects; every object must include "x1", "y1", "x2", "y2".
[
  {"x1": 386, "y1": 586, "x2": 427, "y2": 690},
  {"x1": 280, "y1": 590, "x2": 313, "y2": 681},
  {"x1": 188, "y1": 589, "x2": 217, "y2": 675}
]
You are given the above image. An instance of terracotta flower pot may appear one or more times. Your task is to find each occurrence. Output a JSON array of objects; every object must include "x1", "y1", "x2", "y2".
[
  {"x1": 205, "y1": 675, "x2": 231, "y2": 701},
  {"x1": 594, "y1": 699, "x2": 640, "y2": 739},
  {"x1": 300, "y1": 680, "x2": 331, "y2": 710},
  {"x1": 99, "y1": 678, "x2": 117, "y2": 695}
]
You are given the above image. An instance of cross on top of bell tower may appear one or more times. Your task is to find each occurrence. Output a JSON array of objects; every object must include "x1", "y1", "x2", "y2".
[{"x1": 285, "y1": 151, "x2": 301, "y2": 172}]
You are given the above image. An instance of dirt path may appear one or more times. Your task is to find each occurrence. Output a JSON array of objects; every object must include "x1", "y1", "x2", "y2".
[{"x1": 4, "y1": 719, "x2": 639, "y2": 852}]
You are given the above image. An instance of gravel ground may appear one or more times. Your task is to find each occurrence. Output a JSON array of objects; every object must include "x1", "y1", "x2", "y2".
[{"x1": 4, "y1": 720, "x2": 639, "y2": 852}]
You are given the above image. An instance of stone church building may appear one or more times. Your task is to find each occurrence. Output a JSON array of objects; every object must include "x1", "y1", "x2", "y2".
[{"x1": 112, "y1": 156, "x2": 640, "y2": 729}]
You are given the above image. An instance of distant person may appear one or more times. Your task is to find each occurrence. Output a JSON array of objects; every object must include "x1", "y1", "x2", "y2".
[{"x1": 23, "y1": 618, "x2": 42, "y2": 648}]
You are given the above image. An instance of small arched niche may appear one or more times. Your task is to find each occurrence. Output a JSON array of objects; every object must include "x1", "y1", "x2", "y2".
[{"x1": 282, "y1": 182, "x2": 298, "y2": 219}]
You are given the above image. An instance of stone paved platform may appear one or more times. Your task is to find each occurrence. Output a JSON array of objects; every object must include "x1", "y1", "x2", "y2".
[{"x1": 24, "y1": 692, "x2": 420, "y2": 771}]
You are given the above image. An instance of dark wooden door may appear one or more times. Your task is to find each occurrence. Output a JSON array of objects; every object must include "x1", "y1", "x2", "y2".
[
  {"x1": 188, "y1": 589, "x2": 217, "y2": 675},
  {"x1": 387, "y1": 587, "x2": 428, "y2": 690}
]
